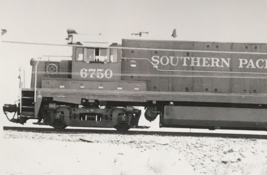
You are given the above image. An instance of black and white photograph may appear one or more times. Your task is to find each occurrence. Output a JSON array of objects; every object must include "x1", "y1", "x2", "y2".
[{"x1": 1, "y1": 0, "x2": 267, "y2": 174}]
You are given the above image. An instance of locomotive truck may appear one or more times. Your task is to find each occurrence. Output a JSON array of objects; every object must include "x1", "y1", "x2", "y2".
[{"x1": 3, "y1": 35, "x2": 267, "y2": 131}]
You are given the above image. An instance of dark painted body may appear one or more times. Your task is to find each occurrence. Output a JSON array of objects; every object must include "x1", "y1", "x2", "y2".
[{"x1": 6, "y1": 39, "x2": 267, "y2": 131}]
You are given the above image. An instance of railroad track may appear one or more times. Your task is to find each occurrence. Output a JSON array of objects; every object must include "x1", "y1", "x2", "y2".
[{"x1": 3, "y1": 126, "x2": 267, "y2": 139}]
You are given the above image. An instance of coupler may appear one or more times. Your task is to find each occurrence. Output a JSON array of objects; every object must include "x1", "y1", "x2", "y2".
[{"x1": 3, "y1": 103, "x2": 27, "y2": 124}]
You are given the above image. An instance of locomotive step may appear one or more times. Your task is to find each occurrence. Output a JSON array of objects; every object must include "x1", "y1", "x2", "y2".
[
  {"x1": 21, "y1": 111, "x2": 34, "y2": 116},
  {"x1": 22, "y1": 97, "x2": 34, "y2": 99},
  {"x1": 32, "y1": 122, "x2": 47, "y2": 125},
  {"x1": 22, "y1": 106, "x2": 34, "y2": 108}
]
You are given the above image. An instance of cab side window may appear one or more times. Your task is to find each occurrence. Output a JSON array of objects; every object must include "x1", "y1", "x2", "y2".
[
  {"x1": 110, "y1": 49, "x2": 117, "y2": 63},
  {"x1": 84, "y1": 48, "x2": 95, "y2": 63},
  {"x1": 99, "y1": 49, "x2": 107, "y2": 62},
  {"x1": 75, "y1": 48, "x2": 84, "y2": 61},
  {"x1": 75, "y1": 47, "x2": 118, "y2": 63}
]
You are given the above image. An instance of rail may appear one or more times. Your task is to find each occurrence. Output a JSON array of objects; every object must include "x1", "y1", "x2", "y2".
[{"x1": 3, "y1": 126, "x2": 267, "y2": 139}]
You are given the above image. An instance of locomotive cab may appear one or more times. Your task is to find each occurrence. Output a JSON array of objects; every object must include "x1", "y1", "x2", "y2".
[
  {"x1": 37, "y1": 42, "x2": 143, "y2": 130},
  {"x1": 71, "y1": 44, "x2": 121, "y2": 81}
]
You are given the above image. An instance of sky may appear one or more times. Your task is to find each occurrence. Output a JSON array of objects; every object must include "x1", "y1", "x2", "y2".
[
  {"x1": 0, "y1": 0, "x2": 267, "y2": 125},
  {"x1": 1, "y1": 0, "x2": 267, "y2": 43}
]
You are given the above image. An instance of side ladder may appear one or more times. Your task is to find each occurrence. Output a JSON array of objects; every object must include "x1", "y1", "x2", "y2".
[{"x1": 21, "y1": 89, "x2": 34, "y2": 117}]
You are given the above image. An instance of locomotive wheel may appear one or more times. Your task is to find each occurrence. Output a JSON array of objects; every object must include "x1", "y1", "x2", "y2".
[
  {"x1": 145, "y1": 106, "x2": 158, "y2": 122},
  {"x1": 51, "y1": 108, "x2": 68, "y2": 129},
  {"x1": 114, "y1": 124, "x2": 130, "y2": 132},
  {"x1": 52, "y1": 122, "x2": 67, "y2": 130}
]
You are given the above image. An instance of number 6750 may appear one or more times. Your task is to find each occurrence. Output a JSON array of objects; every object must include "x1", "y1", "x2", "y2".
[{"x1": 80, "y1": 69, "x2": 113, "y2": 79}]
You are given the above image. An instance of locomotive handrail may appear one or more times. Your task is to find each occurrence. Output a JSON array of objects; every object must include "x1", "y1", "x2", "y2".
[
  {"x1": 34, "y1": 58, "x2": 41, "y2": 104},
  {"x1": 19, "y1": 67, "x2": 25, "y2": 114},
  {"x1": 42, "y1": 55, "x2": 72, "y2": 58},
  {"x1": 19, "y1": 67, "x2": 25, "y2": 88},
  {"x1": 30, "y1": 71, "x2": 267, "y2": 79},
  {"x1": 41, "y1": 55, "x2": 72, "y2": 61}
]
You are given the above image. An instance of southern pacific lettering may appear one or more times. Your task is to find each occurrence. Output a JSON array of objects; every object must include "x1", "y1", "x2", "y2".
[
  {"x1": 151, "y1": 56, "x2": 231, "y2": 68},
  {"x1": 238, "y1": 58, "x2": 267, "y2": 69},
  {"x1": 151, "y1": 56, "x2": 267, "y2": 69}
]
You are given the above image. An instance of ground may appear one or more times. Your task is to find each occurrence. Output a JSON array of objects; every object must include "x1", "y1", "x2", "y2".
[{"x1": 1, "y1": 130, "x2": 267, "y2": 175}]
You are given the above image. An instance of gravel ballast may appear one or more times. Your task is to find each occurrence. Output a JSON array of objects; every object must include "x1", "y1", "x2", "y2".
[{"x1": 2, "y1": 130, "x2": 267, "y2": 175}]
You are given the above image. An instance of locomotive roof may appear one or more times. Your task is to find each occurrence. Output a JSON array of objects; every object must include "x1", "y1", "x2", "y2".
[
  {"x1": 75, "y1": 41, "x2": 112, "y2": 48},
  {"x1": 122, "y1": 38, "x2": 267, "y2": 45},
  {"x1": 122, "y1": 39, "x2": 267, "y2": 53}
]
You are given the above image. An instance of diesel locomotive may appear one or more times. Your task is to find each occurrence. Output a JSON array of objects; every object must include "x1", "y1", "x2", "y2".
[{"x1": 3, "y1": 34, "x2": 267, "y2": 131}]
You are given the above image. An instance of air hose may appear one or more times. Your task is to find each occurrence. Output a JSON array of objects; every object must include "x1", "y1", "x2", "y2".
[{"x1": 4, "y1": 111, "x2": 17, "y2": 122}]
